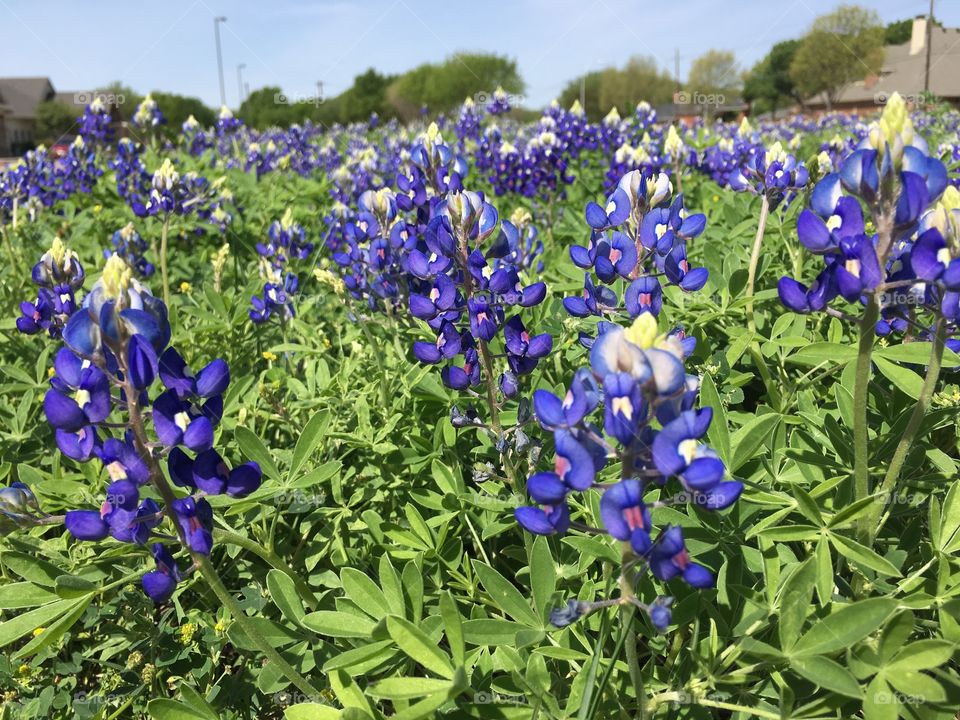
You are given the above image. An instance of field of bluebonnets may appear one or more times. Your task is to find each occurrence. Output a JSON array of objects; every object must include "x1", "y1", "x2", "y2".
[{"x1": 0, "y1": 90, "x2": 959, "y2": 720}]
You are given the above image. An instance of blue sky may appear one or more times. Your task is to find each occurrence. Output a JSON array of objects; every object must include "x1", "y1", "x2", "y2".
[{"x1": 2, "y1": 0, "x2": 957, "y2": 109}]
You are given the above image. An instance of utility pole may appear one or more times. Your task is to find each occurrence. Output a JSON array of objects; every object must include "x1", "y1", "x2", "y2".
[
  {"x1": 924, "y1": 0, "x2": 934, "y2": 93},
  {"x1": 214, "y1": 16, "x2": 227, "y2": 107},
  {"x1": 579, "y1": 75, "x2": 585, "y2": 109},
  {"x1": 237, "y1": 63, "x2": 246, "y2": 105},
  {"x1": 316, "y1": 81, "x2": 324, "y2": 102},
  {"x1": 675, "y1": 47, "x2": 681, "y2": 91}
]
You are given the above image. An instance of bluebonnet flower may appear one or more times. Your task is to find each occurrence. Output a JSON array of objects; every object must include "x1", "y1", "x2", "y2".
[
  {"x1": 516, "y1": 314, "x2": 741, "y2": 631},
  {"x1": 132, "y1": 93, "x2": 166, "y2": 130},
  {"x1": 18, "y1": 253, "x2": 262, "y2": 603},
  {"x1": 77, "y1": 96, "x2": 114, "y2": 145},
  {"x1": 779, "y1": 93, "x2": 953, "y2": 335},
  {"x1": 106, "y1": 223, "x2": 154, "y2": 278},
  {"x1": 566, "y1": 169, "x2": 708, "y2": 334},
  {"x1": 18, "y1": 238, "x2": 84, "y2": 337},
  {"x1": 728, "y1": 140, "x2": 808, "y2": 210},
  {"x1": 486, "y1": 87, "x2": 512, "y2": 116}
]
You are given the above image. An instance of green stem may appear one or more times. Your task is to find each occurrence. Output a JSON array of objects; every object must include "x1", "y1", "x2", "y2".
[
  {"x1": 213, "y1": 529, "x2": 318, "y2": 609},
  {"x1": 745, "y1": 194, "x2": 770, "y2": 335},
  {"x1": 357, "y1": 313, "x2": 390, "y2": 410},
  {"x1": 119, "y1": 361, "x2": 319, "y2": 697},
  {"x1": 160, "y1": 216, "x2": 171, "y2": 307},
  {"x1": 196, "y1": 555, "x2": 320, "y2": 697},
  {"x1": 868, "y1": 318, "x2": 946, "y2": 541},
  {"x1": 1, "y1": 225, "x2": 20, "y2": 280},
  {"x1": 621, "y1": 604, "x2": 645, "y2": 719},
  {"x1": 853, "y1": 295, "x2": 880, "y2": 544}
]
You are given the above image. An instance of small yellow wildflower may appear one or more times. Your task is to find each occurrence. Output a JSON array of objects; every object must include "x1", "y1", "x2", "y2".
[
  {"x1": 262, "y1": 350, "x2": 278, "y2": 362},
  {"x1": 179, "y1": 281, "x2": 192, "y2": 294}
]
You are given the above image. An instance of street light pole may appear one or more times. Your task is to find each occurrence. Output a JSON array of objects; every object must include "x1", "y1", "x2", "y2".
[
  {"x1": 237, "y1": 63, "x2": 247, "y2": 105},
  {"x1": 214, "y1": 16, "x2": 227, "y2": 107},
  {"x1": 924, "y1": 0, "x2": 935, "y2": 93}
]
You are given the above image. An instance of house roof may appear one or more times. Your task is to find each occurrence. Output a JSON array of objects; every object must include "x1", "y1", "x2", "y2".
[
  {"x1": 0, "y1": 77, "x2": 56, "y2": 118},
  {"x1": 808, "y1": 25, "x2": 960, "y2": 107}
]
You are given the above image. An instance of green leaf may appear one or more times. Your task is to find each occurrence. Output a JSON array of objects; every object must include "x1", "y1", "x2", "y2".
[
  {"x1": 301, "y1": 611, "x2": 375, "y2": 638},
  {"x1": 0, "y1": 582, "x2": 59, "y2": 609},
  {"x1": 815, "y1": 537, "x2": 833, "y2": 606},
  {"x1": 267, "y1": 569, "x2": 306, "y2": 626},
  {"x1": 863, "y1": 676, "x2": 897, "y2": 720},
  {"x1": 699, "y1": 372, "x2": 731, "y2": 464},
  {"x1": 793, "y1": 598, "x2": 896, "y2": 657},
  {"x1": 147, "y1": 699, "x2": 214, "y2": 720},
  {"x1": 329, "y1": 670, "x2": 375, "y2": 716},
  {"x1": 729, "y1": 413, "x2": 780, "y2": 473},
  {"x1": 439, "y1": 591, "x2": 464, "y2": 667},
  {"x1": 786, "y1": 342, "x2": 857, "y2": 366},
  {"x1": 368, "y1": 677, "x2": 453, "y2": 699},
  {"x1": 779, "y1": 558, "x2": 817, "y2": 651},
  {"x1": 234, "y1": 426, "x2": 281, "y2": 480},
  {"x1": 14, "y1": 594, "x2": 92, "y2": 659},
  {"x1": 284, "y1": 704, "x2": 342, "y2": 720},
  {"x1": 177, "y1": 686, "x2": 218, "y2": 720},
  {"x1": 289, "y1": 409, "x2": 328, "y2": 479},
  {"x1": 830, "y1": 534, "x2": 901, "y2": 577},
  {"x1": 940, "y1": 481, "x2": 960, "y2": 552},
  {"x1": 462, "y1": 618, "x2": 528, "y2": 645},
  {"x1": 386, "y1": 616, "x2": 454, "y2": 679},
  {"x1": 378, "y1": 555, "x2": 405, "y2": 618},
  {"x1": 0, "y1": 599, "x2": 77, "y2": 648},
  {"x1": 888, "y1": 640, "x2": 955, "y2": 671},
  {"x1": 874, "y1": 357, "x2": 923, "y2": 399},
  {"x1": 528, "y1": 536, "x2": 556, "y2": 622},
  {"x1": 473, "y1": 561, "x2": 540, "y2": 627},
  {"x1": 876, "y1": 341, "x2": 960, "y2": 367},
  {"x1": 341, "y1": 567, "x2": 393, "y2": 619},
  {"x1": 791, "y1": 655, "x2": 863, "y2": 698}
]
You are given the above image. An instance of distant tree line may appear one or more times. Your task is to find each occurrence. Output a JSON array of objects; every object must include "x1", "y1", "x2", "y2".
[{"x1": 28, "y1": 8, "x2": 940, "y2": 141}]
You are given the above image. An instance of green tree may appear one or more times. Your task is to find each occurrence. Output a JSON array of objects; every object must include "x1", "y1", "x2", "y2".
[
  {"x1": 238, "y1": 86, "x2": 311, "y2": 128},
  {"x1": 35, "y1": 101, "x2": 77, "y2": 143},
  {"x1": 687, "y1": 49, "x2": 741, "y2": 97},
  {"x1": 790, "y1": 4, "x2": 884, "y2": 110},
  {"x1": 386, "y1": 53, "x2": 523, "y2": 120},
  {"x1": 884, "y1": 18, "x2": 913, "y2": 45},
  {"x1": 559, "y1": 56, "x2": 674, "y2": 120},
  {"x1": 743, "y1": 40, "x2": 802, "y2": 114}
]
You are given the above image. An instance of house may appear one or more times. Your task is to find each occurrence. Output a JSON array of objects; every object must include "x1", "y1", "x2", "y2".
[
  {"x1": 655, "y1": 96, "x2": 749, "y2": 125},
  {"x1": 0, "y1": 77, "x2": 56, "y2": 156},
  {"x1": 805, "y1": 16, "x2": 960, "y2": 114}
]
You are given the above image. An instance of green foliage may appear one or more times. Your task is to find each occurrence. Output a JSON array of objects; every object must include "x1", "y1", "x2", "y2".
[
  {"x1": 790, "y1": 4, "x2": 885, "y2": 108},
  {"x1": 1, "y1": 112, "x2": 959, "y2": 720},
  {"x1": 743, "y1": 40, "x2": 802, "y2": 114},
  {"x1": 686, "y1": 49, "x2": 742, "y2": 96},
  {"x1": 386, "y1": 52, "x2": 523, "y2": 120},
  {"x1": 34, "y1": 101, "x2": 77, "y2": 143},
  {"x1": 559, "y1": 56, "x2": 675, "y2": 120}
]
